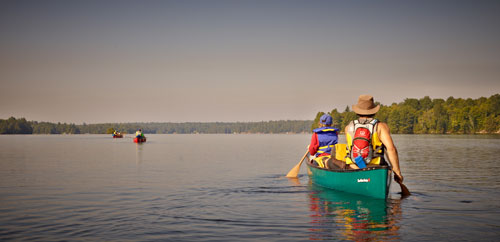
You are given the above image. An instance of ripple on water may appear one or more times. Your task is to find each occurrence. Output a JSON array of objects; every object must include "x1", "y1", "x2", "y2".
[{"x1": 1, "y1": 134, "x2": 499, "y2": 241}]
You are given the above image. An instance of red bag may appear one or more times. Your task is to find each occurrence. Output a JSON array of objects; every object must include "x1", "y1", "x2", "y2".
[{"x1": 352, "y1": 127, "x2": 371, "y2": 159}]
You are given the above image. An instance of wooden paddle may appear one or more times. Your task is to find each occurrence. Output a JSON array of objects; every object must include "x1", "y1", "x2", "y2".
[
  {"x1": 395, "y1": 175, "x2": 411, "y2": 197},
  {"x1": 385, "y1": 154, "x2": 411, "y2": 197},
  {"x1": 286, "y1": 150, "x2": 309, "y2": 178}
]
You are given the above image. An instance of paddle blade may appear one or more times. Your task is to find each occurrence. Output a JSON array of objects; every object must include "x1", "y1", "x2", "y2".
[
  {"x1": 399, "y1": 182, "x2": 411, "y2": 197},
  {"x1": 285, "y1": 163, "x2": 301, "y2": 178},
  {"x1": 394, "y1": 173, "x2": 411, "y2": 197},
  {"x1": 285, "y1": 150, "x2": 309, "y2": 178}
]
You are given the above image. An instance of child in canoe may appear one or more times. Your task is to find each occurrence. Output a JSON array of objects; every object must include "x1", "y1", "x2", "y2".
[{"x1": 308, "y1": 114, "x2": 345, "y2": 169}]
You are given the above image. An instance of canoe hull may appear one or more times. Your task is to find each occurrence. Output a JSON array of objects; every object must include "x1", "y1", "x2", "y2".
[
  {"x1": 134, "y1": 137, "x2": 146, "y2": 143},
  {"x1": 307, "y1": 163, "x2": 391, "y2": 199},
  {"x1": 112, "y1": 134, "x2": 123, "y2": 138}
]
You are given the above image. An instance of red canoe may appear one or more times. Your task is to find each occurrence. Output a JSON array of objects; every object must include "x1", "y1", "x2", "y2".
[{"x1": 134, "y1": 137, "x2": 146, "y2": 143}]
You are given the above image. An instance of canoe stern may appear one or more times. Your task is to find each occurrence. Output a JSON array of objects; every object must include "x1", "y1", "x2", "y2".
[{"x1": 307, "y1": 164, "x2": 391, "y2": 199}]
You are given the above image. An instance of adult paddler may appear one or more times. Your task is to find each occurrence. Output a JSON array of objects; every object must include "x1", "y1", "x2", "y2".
[{"x1": 345, "y1": 95, "x2": 404, "y2": 185}]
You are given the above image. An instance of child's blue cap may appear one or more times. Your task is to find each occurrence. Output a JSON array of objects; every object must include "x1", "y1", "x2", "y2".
[{"x1": 319, "y1": 114, "x2": 333, "y2": 125}]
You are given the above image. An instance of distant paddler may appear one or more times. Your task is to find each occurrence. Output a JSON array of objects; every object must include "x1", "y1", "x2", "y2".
[
  {"x1": 135, "y1": 129, "x2": 144, "y2": 138},
  {"x1": 134, "y1": 129, "x2": 146, "y2": 143},
  {"x1": 112, "y1": 130, "x2": 123, "y2": 138}
]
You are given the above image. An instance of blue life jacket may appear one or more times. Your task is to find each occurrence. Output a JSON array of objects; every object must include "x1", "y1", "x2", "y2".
[{"x1": 313, "y1": 127, "x2": 339, "y2": 155}]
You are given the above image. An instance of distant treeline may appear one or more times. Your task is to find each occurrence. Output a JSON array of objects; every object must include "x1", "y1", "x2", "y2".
[
  {"x1": 1, "y1": 94, "x2": 499, "y2": 135},
  {"x1": 313, "y1": 94, "x2": 500, "y2": 134},
  {"x1": 0, "y1": 118, "x2": 312, "y2": 134},
  {"x1": 83, "y1": 120, "x2": 313, "y2": 134},
  {"x1": 0, "y1": 118, "x2": 81, "y2": 134}
]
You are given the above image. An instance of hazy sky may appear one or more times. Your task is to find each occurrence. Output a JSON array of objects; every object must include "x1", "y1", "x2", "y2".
[{"x1": 1, "y1": 0, "x2": 499, "y2": 123}]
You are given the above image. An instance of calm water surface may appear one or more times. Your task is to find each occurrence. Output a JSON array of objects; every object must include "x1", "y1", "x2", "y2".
[{"x1": 1, "y1": 134, "x2": 499, "y2": 241}]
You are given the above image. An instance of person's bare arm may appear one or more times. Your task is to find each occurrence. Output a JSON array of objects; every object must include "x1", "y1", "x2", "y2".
[{"x1": 378, "y1": 122, "x2": 403, "y2": 183}]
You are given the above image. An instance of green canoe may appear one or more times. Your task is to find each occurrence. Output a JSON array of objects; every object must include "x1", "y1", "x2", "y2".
[{"x1": 307, "y1": 162, "x2": 392, "y2": 199}]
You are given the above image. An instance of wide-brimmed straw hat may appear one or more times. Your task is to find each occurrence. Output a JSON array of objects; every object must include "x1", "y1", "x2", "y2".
[{"x1": 352, "y1": 95, "x2": 380, "y2": 115}]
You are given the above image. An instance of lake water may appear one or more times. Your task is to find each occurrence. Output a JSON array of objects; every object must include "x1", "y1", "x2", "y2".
[{"x1": 1, "y1": 134, "x2": 499, "y2": 241}]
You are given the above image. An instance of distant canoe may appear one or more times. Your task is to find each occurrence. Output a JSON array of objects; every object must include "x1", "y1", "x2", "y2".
[
  {"x1": 307, "y1": 162, "x2": 392, "y2": 199},
  {"x1": 112, "y1": 134, "x2": 123, "y2": 138},
  {"x1": 134, "y1": 137, "x2": 146, "y2": 143}
]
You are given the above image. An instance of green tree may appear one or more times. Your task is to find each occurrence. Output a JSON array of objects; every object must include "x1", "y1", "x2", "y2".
[
  {"x1": 329, "y1": 109, "x2": 342, "y2": 128},
  {"x1": 484, "y1": 115, "x2": 500, "y2": 133},
  {"x1": 340, "y1": 106, "x2": 357, "y2": 131},
  {"x1": 106, "y1": 127, "x2": 115, "y2": 134},
  {"x1": 0, "y1": 117, "x2": 33, "y2": 134},
  {"x1": 420, "y1": 96, "x2": 433, "y2": 110},
  {"x1": 433, "y1": 102, "x2": 448, "y2": 134}
]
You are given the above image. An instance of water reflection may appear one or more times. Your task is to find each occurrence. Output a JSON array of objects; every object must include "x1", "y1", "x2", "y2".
[
  {"x1": 136, "y1": 143, "x2": 143, "y2": 164},
  {"x1": 307, "y1": 183, "x2": 401, "y2": 241}
]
